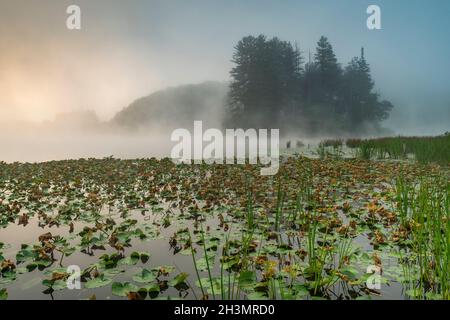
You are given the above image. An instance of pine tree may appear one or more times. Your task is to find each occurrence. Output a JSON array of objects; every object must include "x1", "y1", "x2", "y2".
[
  {"x1": 342, "y1": 47, "x2": 393, "y2": 128},
  {"x1": 225, "y1": 35, "x2": 302, "y2": 129},
  {"x1": 314, "y1": 36, "x2": 342, "y2": 104},
  {"x1": 224, "y1": 35, "x2": 393, "y2": 133}
]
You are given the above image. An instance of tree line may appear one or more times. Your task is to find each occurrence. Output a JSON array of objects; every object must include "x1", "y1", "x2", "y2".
[{"x1": 224, "y1": 35, "x2": 394, "y2": 135}]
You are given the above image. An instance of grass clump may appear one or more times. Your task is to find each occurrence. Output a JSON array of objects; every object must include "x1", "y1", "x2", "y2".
[{"x1": 353, "y1": 134, "x2": 450, "y2": 164}]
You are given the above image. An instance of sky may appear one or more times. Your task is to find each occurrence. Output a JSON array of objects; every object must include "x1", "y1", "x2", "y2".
[{"x1": 0, "y1": 0, "x2": 449, "y2": 133}]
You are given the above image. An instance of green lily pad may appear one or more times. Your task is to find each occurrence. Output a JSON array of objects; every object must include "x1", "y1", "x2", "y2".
[
  {"x1": 238, "y1": 271, "x2": 256, "y2": 287},
  {"x1": 85, "y1": 275, "x2": 112, "y2": 289},
  {"x1": 168, "y1": 272, "x2": 189, "y2": 287},
  {"x1": 133, "y1": 269, "x2": 156, "y2": 283},
  {"x1": 140, "y1": 283, "x2": 160, "y2": 299},
  {"x1": 111, "y1": 282, "x2": 138, "y2": 297},
  {"x1": 195, "y1": 277, "x2": 224, "y2": 295},
  {"x1": 119, "y1": 252, "x2": 140, "y2": 265},
  {"x1": 0, "y1": 288, "x2": 7, "y2": 300},
  {"x1": 0, "y1": 270, "x2": 16, "y2": 283},
  {"x1": 142, "y1": 283, "x2": 160, "y2": 293},
  {"x1": 16, "y1": 247, "x2": 35, "y2": 263},
  {"x1": 247, "y1": 291, "x2": 268, "y2": 300},
  {"x1": 293, "y1": 284, "x2": 309, "y2": 297},
  {"x1": 196, "y1": 254, "x2": 216, "y2": 271},
  {"x1": 139, "y1": 252, "x2": 150, "y2": 263},
  {"x1": 103, "y1": 268, "x2": 124, "y2": 278},
  {"x1": 42, "y1": 279, "x2": 67, "y2": 291}
]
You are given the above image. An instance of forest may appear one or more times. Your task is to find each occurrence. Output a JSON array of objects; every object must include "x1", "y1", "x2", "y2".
[{"x1": 225, "y1": 35, "x2": 394, "y2": 135}]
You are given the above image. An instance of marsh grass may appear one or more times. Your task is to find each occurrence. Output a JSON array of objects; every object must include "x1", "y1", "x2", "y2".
[
  {"x1": 357, "y1": 141, "x2": 375, "y2": 160},
  {"x1": 350, "y1": 135, "x2": 450, "y2": 164},
  {"x1": 317, "y1": 140, "x2": 344, "y2": 160},
  {"x1": 322, "y1": 139, "x2": 344, "y2": 148},
  {"x1": 396, "y1": 175, "x2": 450, "y2": 299}
]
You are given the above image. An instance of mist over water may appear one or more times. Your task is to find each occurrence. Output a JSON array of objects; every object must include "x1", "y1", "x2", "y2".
[
  {"x1": 0, "y1": 81, "x2": 228, "y2": 163},
  {"x1": 1, "y1": 94, "x2": 447, "y2": 163},
  {"x1": 1, "y1": 1, "x2": 449, "y2": 163},
  {"x1": 385, "y1": 99, "x2": 450, "y2": 136},
  {"x1": 0, "y1": 128, "x2": 172, "y2": 163}
]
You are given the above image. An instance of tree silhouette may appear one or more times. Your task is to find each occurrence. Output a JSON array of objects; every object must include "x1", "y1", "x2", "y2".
[
  {"x1": 225, "y1": 35, "x2": 302, "y2": 129},
  {"x1": 224, "y1": 35, "x2": 394, "y2": 135}
]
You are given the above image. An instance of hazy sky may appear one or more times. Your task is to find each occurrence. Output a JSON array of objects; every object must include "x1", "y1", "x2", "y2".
[{"x1": 1, "y1": 0, "x2": 449, "y2": 132}]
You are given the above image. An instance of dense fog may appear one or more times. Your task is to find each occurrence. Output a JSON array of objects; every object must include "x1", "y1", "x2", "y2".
[{"x1": 1, "y1": 1, "x2": 449, "y2": 162}]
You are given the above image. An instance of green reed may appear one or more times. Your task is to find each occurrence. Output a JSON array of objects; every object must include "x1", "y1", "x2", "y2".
[{"x1": 397, "y1": 175, "x2": 450, "y2": 299}]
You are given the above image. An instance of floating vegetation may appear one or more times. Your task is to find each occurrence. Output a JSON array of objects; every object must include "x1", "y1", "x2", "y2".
[{"x1": 0, "y1": 155, "x2": 448, "y2": 300}]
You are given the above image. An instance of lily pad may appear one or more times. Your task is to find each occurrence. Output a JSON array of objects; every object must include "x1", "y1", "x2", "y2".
[
  {"x1": 132, "y1": 269, "x2": 156, "y2": 283},
  {"x1": 85, "y1": 275, "x2": 112, "y2": 289},
  {"x1": 168, "y1": 272, "x2": 189, "y2": 287},
  {"x1": 247, "y1": 291, "x2": 268, "y2": 300},
  {"x1": 111, "y1": 282, "x2": 138, "y2": 297},
  {"x1": 0, "y1": 288, "x2": 7, "y2": 300}
]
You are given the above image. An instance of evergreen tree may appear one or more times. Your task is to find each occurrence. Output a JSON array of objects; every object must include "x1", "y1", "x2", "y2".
[
  {"x1": 303, "y1": 50, "x2": 320, "y2": 105},
  {"x1": 225, "y1": 35, "x2": 302, "y2": 129},
  {"x1": 313, "y1": 36, "x2": 342, "y2": 105},
  {"x1": 342, "y1": 47, "x2": 393, "y2": 128},
  {"x1": 224, "y1": 35, "x2": 393, "y2": 134}
]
